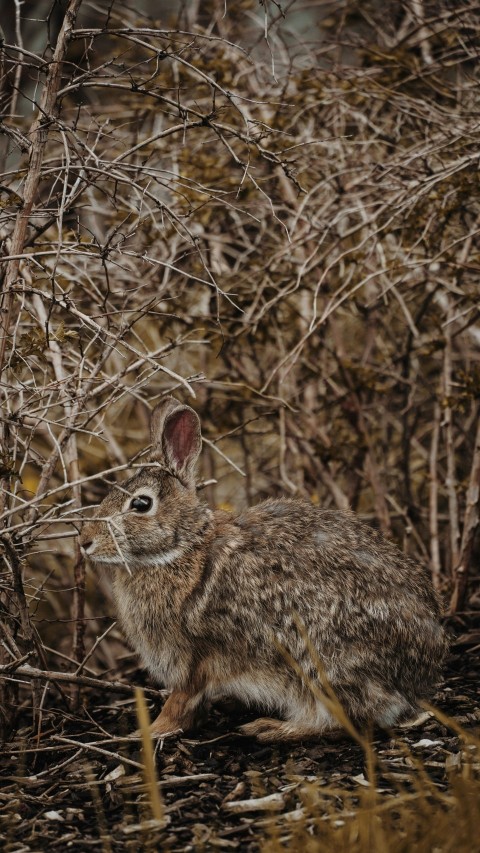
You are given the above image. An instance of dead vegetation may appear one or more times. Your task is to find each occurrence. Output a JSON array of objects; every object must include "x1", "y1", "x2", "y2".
[
  {"x1": 0, "y1": 0, "x2": 479, "y2": 849},
  {"x1": 1, "y1": 649, "x2": 479, "y2": 851}
]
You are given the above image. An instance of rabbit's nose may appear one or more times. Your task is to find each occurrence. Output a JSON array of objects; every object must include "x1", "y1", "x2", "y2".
[{"x1": 81, "y1": 539, "x2": 93, "y2": 554}]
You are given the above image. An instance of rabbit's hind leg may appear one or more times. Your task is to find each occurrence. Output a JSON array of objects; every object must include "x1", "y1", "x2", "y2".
[
  {"x1": 239, "y1": 687, "x2": 341, "y2": 742},
  {"x1": 239, "y1": 717, "x2": 341, "y2": 742},
  {"x1": 148, "y1": 689, "x2": 206, "y2": 738}
]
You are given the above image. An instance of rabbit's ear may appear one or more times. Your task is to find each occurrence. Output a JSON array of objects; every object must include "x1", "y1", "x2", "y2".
[
  {"x1": 150, "y1": 396, "x2": 183, "y2": 447},
  {"x1": 162, "y1": 406, "x2": 202, "y2": 484},
  {"x1": 150, "y1": 398, "x2": 201, "y2": 484}
]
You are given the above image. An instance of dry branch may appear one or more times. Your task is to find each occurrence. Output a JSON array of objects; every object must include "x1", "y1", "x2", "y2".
[
  {"x1": 0, "y1": 0, "x2": 83, "y2": 374},
  {"x1": 450, "y1": 413, "x2": 480, "y2": 613},
  {"x1": 0, "y1": 661, "x2": 168, "y2": 698}
]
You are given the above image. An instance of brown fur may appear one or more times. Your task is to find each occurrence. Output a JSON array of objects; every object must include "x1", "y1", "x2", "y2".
[{"x1": 80, "y1": 397, "x2": 448, "y2": 741}]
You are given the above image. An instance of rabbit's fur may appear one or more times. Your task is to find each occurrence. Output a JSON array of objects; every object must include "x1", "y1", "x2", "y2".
[{"x1": 80, "y1": 397, "x2": 447, "y2": 741}]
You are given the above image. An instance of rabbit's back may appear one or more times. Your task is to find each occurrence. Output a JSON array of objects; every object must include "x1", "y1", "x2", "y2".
[{"x1": 190, "y1": 498, "x2": 441, "y2": 619}]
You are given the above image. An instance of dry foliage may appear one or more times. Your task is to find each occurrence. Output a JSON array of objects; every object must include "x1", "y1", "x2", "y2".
[{"x1": 0, "y1": 0, "x2": 479, "y2": 848}]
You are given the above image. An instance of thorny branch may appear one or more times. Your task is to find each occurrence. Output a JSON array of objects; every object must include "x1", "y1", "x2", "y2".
[{"x1": 0, "y1": 0, "x2": 84, "y2": 375}]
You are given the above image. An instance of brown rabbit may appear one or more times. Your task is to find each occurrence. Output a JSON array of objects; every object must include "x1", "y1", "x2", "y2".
[{"x1": 80, "y1": 397, "x2": 447, "y2": 742}]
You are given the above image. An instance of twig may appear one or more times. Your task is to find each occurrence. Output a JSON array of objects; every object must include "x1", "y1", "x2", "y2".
[
  {"x1": 51, "y1": 735, "x2": 144, "y2": 770},
  {"x1": 0, "y1": 662, "x2": 168, "y2": 698},
  {"x1": 74, "y1": 622, "x2": 117, "y2": 676},
  {"x1": 450, "y1": 412, "x2": 480, "y2": 613},
  {"x1": 442, "y1": 302, "x2": 461, "y2": 571},
  {"x1": 429, "y1": 402, "x2": 441, "y2": 588}
]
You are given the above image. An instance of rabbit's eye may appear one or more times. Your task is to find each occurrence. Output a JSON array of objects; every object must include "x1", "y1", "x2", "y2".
[{"x1": 130, "y1": 495, "x2": 153, "y2": 513}]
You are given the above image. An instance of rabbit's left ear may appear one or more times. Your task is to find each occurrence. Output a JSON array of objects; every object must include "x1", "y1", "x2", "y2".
[
  {"x1": 150, "y1": 398, "x2": 202, "y2": 485},
  {"x1": 150, "y1": 396, "x2": 183, "y2": 446}
]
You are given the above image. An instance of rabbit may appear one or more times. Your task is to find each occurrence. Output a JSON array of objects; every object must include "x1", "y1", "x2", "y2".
[{"x1": 80, "y1": 396, "x2": 448, "y2": 742}]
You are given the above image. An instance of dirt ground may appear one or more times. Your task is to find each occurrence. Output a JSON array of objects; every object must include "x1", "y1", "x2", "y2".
[{"x1": 1, "y1": 613, "x2": 479, "y2": 852}]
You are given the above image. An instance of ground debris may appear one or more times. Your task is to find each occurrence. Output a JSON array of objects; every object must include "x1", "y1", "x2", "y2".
[
  {"x1": 0, "y1": 628, "x2": 479, "y2": 851},
  {"x1": 223, "y1": 792, "x2": 285, "y2": 813}
]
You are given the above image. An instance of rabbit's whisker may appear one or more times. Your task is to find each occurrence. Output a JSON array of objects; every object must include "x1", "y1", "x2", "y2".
[
  {"x1": 106, "y1": 518, "x2": 132, "y2": 575},
  {"x1": 124, "y1": 548, "x2": 186, "y2": 569}
]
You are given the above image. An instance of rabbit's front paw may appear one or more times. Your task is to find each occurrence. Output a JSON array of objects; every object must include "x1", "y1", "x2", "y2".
[
  {"x1": 130, "y1": 723, "x2": 181, "y2": 740},
  {"x1": 146, "y1": 689, "x2": 205, "y2": 738},
  {"x1": 148, "y1": 721, "x2": 183, "y2": 739}
]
